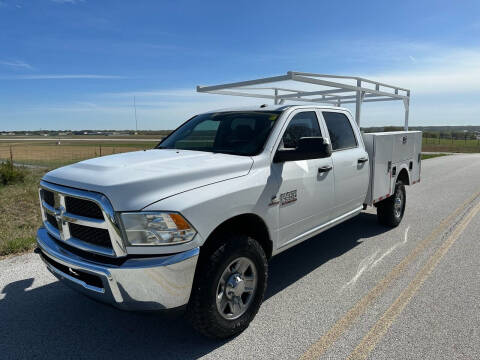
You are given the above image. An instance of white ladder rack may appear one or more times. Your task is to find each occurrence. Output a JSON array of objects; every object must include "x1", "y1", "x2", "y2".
[{"x1": 197, "y1": 71, "x2": 410, "y2": 130}]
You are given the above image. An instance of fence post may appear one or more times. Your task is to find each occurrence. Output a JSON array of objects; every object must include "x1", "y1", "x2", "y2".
[
  {"x1": 99, "y1": 144, "x2": 102, "y2": 157},
  {"x1": 9, "y1": 145, "x2": 13, "y2": 167}
]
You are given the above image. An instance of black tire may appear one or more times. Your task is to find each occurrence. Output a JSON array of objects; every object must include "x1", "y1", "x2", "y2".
[
  {"x1": 377, "y1": 181, "x2": 406, "y2": 227},
  {"x1": 187, "y1": 234, "x2": 268, "y2": 339}
]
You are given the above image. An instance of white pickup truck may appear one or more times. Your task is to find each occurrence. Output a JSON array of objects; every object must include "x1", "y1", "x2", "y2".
[{"x1": 36, "y1": 73, "x2": 421, "y2": 338}]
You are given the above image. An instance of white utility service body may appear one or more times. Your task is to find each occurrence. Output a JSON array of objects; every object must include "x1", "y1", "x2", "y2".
[{"x1": 36, "y1": 72, "x2": 421, "y2": 338}]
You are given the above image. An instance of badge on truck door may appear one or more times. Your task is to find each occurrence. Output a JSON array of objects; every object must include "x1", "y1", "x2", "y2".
[{"x1": 280, "y1": 190, "x2": 297, "y2": 205}]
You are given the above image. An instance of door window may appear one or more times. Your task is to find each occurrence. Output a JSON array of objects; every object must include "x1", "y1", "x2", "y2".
[
  {"x1": 322, "y1": 112, "x2": 358, "y2": 151},
  {"x1": 281, "y1": 111, "x2": 321, "y2": 149}
]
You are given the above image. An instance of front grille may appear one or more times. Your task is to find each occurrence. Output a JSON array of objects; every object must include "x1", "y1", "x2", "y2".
[
  {"x1": 70, "y1": 223, "x2": 112, "y2": 249},
  {"x1": 41, "y1": 189, "x2": 55, "y2": 207},
  {"x1": 46, "y1": 213, "x2": 58, "y2": 229},
  {"x1": 65, "y1": 196, "x2": 103, "y2": 219},
  {"x1": 50, "y1": 234, "x2": 128, "y2": 266},
  {"x1": 39, "y1": 181, "x2": 125, "y2": 257}
]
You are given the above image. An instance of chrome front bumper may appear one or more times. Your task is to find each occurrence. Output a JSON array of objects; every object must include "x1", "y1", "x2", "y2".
[{"x1": 36, "y1": 228, "x2": 199, "y2": 311}]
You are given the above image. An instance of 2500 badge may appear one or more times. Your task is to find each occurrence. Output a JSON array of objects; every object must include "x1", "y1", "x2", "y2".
[{"x1": 280, "y1": 190, "x2": 297, "y2": 205}]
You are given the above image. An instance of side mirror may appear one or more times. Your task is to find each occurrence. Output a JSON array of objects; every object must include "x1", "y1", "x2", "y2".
[{"x1": 274, "y1": 137, "x2": 332, "y2": 163}]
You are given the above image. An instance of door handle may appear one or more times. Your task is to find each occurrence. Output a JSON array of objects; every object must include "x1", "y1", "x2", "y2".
[
  {"x1": 357, "y1": 157, "x2": 368, "y2": 164},
  {"x1": 318, "y1": 165, "x2": 333, "y2": 173}
]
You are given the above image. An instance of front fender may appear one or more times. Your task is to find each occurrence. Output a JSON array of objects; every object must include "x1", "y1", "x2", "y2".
[{"x1": 143, "y1": 168, "x2": 276, "y2": 248}]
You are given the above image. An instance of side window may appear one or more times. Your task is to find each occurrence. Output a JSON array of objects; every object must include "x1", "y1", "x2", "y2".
[
  {"x1": 322, "y1": 112, "x2": 358, "y2": 151},
  {"x1": 281, "y1": 111, "x2": 321, "y2": 149}
]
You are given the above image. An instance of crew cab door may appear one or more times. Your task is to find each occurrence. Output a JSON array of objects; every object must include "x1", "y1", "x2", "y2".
[
  {"x1": 320, "y1": 111, "x2": 369, "y2": 218},
  {"x1": 272, "y1": 110, "x2": 335, "y2": 248}
]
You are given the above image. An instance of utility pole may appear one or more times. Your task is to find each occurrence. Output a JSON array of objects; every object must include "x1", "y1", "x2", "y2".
[{"x1": 134, "y1": 96, "x2": 138, "y2": 135}]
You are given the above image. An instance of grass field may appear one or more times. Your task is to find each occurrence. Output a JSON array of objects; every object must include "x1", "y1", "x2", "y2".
[
  {"x1": 422, "y1": 137, "x2": 480, "y2": 153},
  {"x1": 0, "y1": 167, "x2": 46, "y2": 256}
]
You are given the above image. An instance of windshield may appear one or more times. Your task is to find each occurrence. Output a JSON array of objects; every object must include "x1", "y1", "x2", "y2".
[{"x1": 157, "y1": 111, "x2": 282, "y2": 156}]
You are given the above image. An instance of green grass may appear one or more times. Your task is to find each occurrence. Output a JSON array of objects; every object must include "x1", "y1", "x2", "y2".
[
  {"x1": 0, "y1": 161, "x2": 26, "y2": 185},
  {"x1": 422, "y1": 137, "x2": 480, "y2": 153},
  {"x1": 421, "y1": 153, "x2": 450, "y2": 160},
  {"x1": 0, "y1": 167, "x2": 46, "y2": 257}
]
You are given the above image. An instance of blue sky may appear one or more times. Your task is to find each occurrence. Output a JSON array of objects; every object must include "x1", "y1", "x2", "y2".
[{"x1": 1, "y1": 0, "x2": 480, "y2": 130}]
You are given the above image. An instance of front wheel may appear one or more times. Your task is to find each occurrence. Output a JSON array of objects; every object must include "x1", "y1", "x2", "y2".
[
  {"x1": 377, "y1": 181, "x2": 406, "y2": 227},
  {"x1": 187, "y1": 234, "x2": 268, "y2": 339}
]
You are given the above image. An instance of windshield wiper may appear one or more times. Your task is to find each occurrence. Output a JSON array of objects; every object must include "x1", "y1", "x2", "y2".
[{"x1": 212, "y1": 149, "x2": 245, "y2": 155}]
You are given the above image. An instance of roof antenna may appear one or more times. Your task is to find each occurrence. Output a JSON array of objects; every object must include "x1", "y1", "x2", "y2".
[{"x1": 260, "y1": 104, "x2": 267, "y2": 108}]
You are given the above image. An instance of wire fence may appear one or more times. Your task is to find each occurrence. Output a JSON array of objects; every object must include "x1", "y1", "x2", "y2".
[
  {"x1": 0, "y1": 141, "x2": 157, "y2": 168},
  {"x1": 422, "y1": 136, "x2": 480, "y2": 153}
]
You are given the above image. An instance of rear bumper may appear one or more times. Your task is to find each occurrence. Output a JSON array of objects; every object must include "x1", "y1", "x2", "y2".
[{"x1": 36, "y1": 228, "x2": 199, "y2": 311}]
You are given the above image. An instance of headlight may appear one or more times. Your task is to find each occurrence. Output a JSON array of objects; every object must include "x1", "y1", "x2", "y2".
[{"x1": 120, "y1": 212, "x2": 197, "y2": 246}]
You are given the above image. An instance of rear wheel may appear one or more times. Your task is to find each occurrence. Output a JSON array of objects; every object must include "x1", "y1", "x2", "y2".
[
  {"x1": 187, "y1": 234, "x2": 268, "y2": 339},
  {"x1": 377, "y1": 181, "x2": 406, "y2": 227}
]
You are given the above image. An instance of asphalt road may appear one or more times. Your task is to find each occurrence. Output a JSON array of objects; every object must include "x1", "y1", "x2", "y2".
[{"x1": 1, "y1": 153, "x2": 480, "y2": 360}]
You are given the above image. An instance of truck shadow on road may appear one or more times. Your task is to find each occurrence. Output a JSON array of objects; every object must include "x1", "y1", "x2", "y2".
[{"x1": 0, "y1": 213, "x2": 388, "y2": 360}]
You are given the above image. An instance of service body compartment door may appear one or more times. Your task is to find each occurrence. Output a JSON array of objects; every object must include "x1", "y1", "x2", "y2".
[
  {"x1": 392, "y1": 133, "x2": 415, "y2": 163},
  {"x1": 363, "y1": 133, "x2": 394, "y2": 204},
  {"x1": 363, "y1": 131, "x2": 422, "y2": 205},
  {"x1": 410, "y1": 132, "x2": 422, "y2": 183}
]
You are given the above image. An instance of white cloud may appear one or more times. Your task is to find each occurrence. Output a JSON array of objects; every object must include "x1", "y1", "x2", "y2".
[
  {"x1": 0, "y1": 74, "x2": 125, "y2": 79},
  {"x1": 0, "y1": 60, "x2": 33, "y2": 70},
  {"x1": 102, "y1": 89, "x2": 197, "y2": 98},
  {"x1": 366, "y1": 48, "x2": 480, "y2": 95},
  {"x1": 51, "y1": 0, "x2": 84, "y2": 4}
]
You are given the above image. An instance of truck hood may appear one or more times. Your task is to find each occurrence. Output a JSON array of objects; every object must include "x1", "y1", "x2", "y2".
[{"x1": 43, "y1": 149, "x2": 253, "y2": 211}]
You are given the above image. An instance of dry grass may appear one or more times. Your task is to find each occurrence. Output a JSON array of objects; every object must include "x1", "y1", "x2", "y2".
[
  {"x1": 0, "y1": 167, "x2": 46, "y2": 256},
  {"x1": 0, "y1": 140, "x2": 157, "y2": 168}
]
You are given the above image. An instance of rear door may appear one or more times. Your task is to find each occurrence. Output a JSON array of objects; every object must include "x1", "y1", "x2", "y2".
[
  {"x1": 321, "y1": 111, "x2": 369, "y2": 218},
  {"x1": 273, "y1": 110, "x2": 335, "y2": 248}
]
